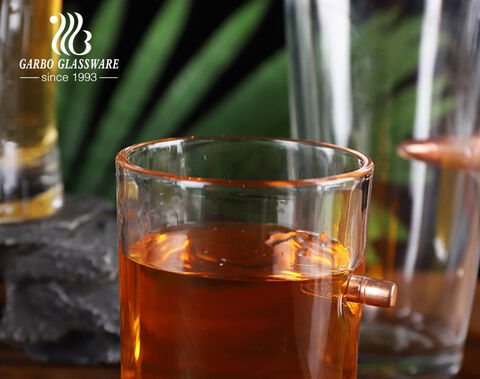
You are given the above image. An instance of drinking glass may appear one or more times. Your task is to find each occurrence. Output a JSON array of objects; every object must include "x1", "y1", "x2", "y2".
[
  {"x1": 116, "y1": 136, "x2": 396, "y2": 379},
  {"x1": 0, "y1": 0, "x2": 63, "y2": 223},
  {"x1": 285, "y1": 0, "x2": 480, "y2": 376}
]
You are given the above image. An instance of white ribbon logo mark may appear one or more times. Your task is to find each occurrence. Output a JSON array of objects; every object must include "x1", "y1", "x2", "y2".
[{"x1": 50, "y1": 13, "x2": 92, "y2": 56}]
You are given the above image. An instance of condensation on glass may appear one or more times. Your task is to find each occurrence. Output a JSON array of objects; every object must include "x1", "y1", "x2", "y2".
[
  {"x1": 285, "y1": 0, "x2": 480, "y2": 376},
  {"x1": 0, "y1": 0, "x2": 63, "y2": 223}
]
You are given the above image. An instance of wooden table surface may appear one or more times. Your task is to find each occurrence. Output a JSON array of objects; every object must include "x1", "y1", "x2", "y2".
[{"x1": 1, "y1": 285, "x2": 480, "y2": 378}]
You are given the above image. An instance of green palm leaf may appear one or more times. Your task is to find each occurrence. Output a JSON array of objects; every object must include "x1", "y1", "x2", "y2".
[
  {"x1": 74, "y1": 0, "x2": 270, "y2": 195},
  {"x1": 58, "y1": 0, "x2": 128, "y2": 179},
  {"x1": 188, "y1": 50, "x2": 288, "y2": 137},
  {"x1": 135, "y1": 0, "x2": 271, "y2": 143},
  {"x1": 71, "y1": 0, "x2": 191, "y2": 192},
  {"x1": 103, "y1": 50, "x2": 289, "y2": 198}
]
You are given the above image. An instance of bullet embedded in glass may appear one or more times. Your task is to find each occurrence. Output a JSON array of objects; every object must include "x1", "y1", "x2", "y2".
[{"x1": 345, "y1": 275, "x2": 397, "y2": 308}]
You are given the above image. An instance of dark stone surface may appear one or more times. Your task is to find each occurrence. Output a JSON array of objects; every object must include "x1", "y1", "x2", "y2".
[{"x1": 0, "y1": 195, "x2": 120, "y2": 364}]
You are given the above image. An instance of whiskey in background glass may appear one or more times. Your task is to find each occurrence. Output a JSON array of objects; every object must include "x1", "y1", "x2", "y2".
[{"x1": 0, "y1": 0, "x2": 63, "y2": 223}]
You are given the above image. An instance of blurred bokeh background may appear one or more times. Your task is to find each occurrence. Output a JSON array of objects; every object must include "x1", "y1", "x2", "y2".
[{"x1": 58, "y1": 0, "x2": 287, "y2": 199}]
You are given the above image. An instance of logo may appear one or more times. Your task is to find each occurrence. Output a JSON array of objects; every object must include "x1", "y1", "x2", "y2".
[
  {"x1": 50, "y1": 12, "x2": 92, "y2": 56},
  {"x1": 18, "y1": 12, "x2": 119, "y2": 83}
]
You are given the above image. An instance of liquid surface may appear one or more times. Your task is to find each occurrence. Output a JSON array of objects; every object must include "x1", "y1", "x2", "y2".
[{"x1": 120, "y1": 222, "x2": 362, "y2": 379}]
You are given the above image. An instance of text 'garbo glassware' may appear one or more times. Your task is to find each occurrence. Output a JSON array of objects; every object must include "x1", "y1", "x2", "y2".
[{"x1": 116, "y1": 136, "x2": 396, "y2": 379}]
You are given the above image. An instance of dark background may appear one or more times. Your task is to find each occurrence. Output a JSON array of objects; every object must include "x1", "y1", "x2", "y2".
[
  {"x1": 62, "y1": 0, "x2": 285, "y2": 194},
  {"x1": 70, "y1": 0, "x2": 284, "y2": 134}
]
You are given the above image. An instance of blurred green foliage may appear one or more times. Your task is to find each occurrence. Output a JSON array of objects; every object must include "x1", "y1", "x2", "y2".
[
  {"x1": 57, "y1": 0, "x2": 288, "y2": 198},
  {"x1": 56, "y1": 1, "x2": 462, "y2": 276},
  {"x1": 56, "y1": 3, "x2": 454, "y2": 273},
  {"x1": 58, "y1": 0, "x2": 128, "y2": 178},
  {"x1": 351, "y1": 9, "x2": 453, "y2": 265}
]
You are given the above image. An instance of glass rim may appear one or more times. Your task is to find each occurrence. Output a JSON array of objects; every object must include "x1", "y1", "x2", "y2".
[{"x1": 115, "y1": 136, "x2": 374, "y2": 187}]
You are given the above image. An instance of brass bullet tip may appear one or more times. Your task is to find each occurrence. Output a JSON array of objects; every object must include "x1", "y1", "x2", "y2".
[
  {"x1": 397, "y1": 136, "x2": 480, "y2": 170},
  {"x1": 345, "y1": 275, "x2": 397, "y2": 308}
]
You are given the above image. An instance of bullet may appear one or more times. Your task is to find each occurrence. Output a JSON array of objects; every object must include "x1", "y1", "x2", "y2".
[
  {"x1": 397, "y1": 136, "x2": 480, "y2": 170},
  {"x1": 345, "y1": 275, "x2": 397, "y2": 307}
]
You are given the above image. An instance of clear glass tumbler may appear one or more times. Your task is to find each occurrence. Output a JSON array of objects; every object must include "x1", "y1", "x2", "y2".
[
  {"x1": 285, "y1": 0, "x2": 480, "y2": 376},
  {"x1": 116, "y1": 137, "x2": 395, "y2": 378},
  {"x1": 0, "y1": 0, "x2": 63, "y2": 223}
]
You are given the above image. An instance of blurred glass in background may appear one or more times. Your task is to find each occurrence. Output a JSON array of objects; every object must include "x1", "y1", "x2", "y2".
[
  {"x1": 285, "y1": 0, "x2": 480, "y2": 376},
  {"x1": 0, "y1": 0, "x2": 63, "y2": 223}
]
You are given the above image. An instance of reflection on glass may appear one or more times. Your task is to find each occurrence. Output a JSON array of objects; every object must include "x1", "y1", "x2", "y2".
[
  {"x1": 0, "y1": 0, "x2": 63, "y2": 223},
  {"x1": 116, "y1": 137, "x2": 395, "y2": 378},
  {"x1": 285, "y1": 0, "x2": 480, "y2": 376}
]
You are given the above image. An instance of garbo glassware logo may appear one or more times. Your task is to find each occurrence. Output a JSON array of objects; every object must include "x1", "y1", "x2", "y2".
[
  {"x1": 19, "y1": 12, "x2": 119, "y2": 82},
  {"x1": 50, "y1": 12, "x2": 92, "y2": 56}
]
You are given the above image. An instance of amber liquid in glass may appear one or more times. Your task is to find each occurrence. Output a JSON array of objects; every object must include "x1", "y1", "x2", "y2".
[
  {"x1": 0, "y1": 0, "x2": 62, "y2": 222},
  {"x1": 120, "y1": 222, "x2": 362, "y2": 379}
]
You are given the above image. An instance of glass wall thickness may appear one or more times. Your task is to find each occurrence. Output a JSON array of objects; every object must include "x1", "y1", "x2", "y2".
[
  {"x1": 116, "y1": 137, "x2": 374, "y2": 379},
  {"x1": 285, "y1": 0, "x2": 480, "y2": 376}
]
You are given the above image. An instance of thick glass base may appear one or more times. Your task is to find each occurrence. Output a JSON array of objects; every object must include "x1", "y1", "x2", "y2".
[
  {"x1": 359, "y1": 321, "x2": 463, "y2": 378},
  {"x1": 1, "y1": 136, "x2": 63, "y2": 223},
  {"x1": 0, "y1": 184, "x2": 63, "y2": 223}
]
